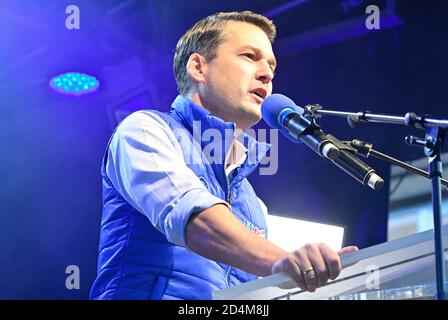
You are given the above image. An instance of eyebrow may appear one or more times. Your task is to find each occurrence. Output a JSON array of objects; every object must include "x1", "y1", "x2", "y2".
[{"x1": 239, "y1": 45, "x2": 277, "y2": 71}]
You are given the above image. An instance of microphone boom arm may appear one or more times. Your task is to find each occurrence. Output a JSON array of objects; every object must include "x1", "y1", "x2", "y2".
[
  {"x1": 346, "y1": 139, "x2": 448, "y2": 190},
  {"x1": 304, "y1": 105, "x2": 448, "y2": 130}
]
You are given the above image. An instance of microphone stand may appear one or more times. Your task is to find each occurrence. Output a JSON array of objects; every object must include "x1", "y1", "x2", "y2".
[
  {"x1": 345, "y1": 139, "x2": 448, "y2": 190},
  {"x1": 304, "y1": 105, "x2": 448, "y2": 300}
]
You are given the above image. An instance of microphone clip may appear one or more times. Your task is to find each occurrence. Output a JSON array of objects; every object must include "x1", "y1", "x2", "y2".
[
  {"x1": 304, "y1": 104, "x2": 323, "y2": 119},
  {"x1": 321, "y1": 134, "x2": 358, "y2": 160}
]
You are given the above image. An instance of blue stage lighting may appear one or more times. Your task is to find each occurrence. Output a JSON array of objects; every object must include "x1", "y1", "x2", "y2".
[{"x1": 49, "y1": 72, "x2": 99, "y2": 96}]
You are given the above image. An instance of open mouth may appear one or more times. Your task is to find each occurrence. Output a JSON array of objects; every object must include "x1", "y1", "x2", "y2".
[
  {"x1": 249, "y1": 88, "x2": 267, "y2": 103},
  {"x1": 250, "y1": 91, "x2": 263, "y2": 102}
]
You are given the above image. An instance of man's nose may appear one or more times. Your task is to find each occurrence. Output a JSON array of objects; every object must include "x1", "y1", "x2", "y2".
[{"x1": 256, "y1": 61, "x2": 274, "y2": 84}]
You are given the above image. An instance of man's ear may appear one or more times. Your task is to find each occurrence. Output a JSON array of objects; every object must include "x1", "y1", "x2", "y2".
[{"x1": 186, "y1": 53, "x2": 208, "y2": 85}]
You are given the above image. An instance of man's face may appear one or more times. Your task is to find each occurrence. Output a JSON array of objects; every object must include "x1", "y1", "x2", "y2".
[{"x1": 198, "y1": 21, "x2": 276, "y2": 131}]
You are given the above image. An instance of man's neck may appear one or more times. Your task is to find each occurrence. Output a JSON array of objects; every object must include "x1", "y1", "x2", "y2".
[{"x1": 185, "y1": 92, "x2": 251, "y2": 131}]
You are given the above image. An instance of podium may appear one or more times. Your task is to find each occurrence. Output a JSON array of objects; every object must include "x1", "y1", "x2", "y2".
[{"x1": 214, "y1": 226, "x2": 448, "y2": 300}]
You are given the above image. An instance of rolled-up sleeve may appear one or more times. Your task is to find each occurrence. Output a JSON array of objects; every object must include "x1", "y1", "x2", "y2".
[{"x1": 105, "y1": 111, "x2": 228, "y2": 247}]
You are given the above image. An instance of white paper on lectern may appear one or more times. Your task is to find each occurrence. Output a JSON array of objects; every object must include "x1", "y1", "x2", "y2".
[{"x1": 266, "y1": 214, "x2": 345, "y2": 252}]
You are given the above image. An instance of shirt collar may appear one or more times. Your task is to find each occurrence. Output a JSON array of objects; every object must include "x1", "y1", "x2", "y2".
[{"x1": 225, "y1": 139, "x2": 248, "y2": 178}]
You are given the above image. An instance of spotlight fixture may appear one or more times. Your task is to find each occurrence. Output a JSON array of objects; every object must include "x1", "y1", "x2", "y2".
[{"x1": 49, "y1": 72, "x2": 99, "y2": 96}]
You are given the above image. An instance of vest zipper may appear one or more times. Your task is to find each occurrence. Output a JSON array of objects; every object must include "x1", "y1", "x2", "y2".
[
  {"x1": 225, "y1": 167, "x2": 232, "y2": 287},
  {"x1": 225, "y1": 171, "x2": 232, "y2": 205},
  {"x1": 227, "y1": 190, "x2": 232, "y2": 205}
]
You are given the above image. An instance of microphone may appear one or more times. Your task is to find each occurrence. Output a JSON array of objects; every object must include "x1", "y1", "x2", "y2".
[{"x1": 261, "y1": 94, "x2": 384, "y2": 191}]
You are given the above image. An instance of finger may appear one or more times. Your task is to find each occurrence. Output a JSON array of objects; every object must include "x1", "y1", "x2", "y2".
[
  {"x1": 305, "y1": 244, "x2": 329, "y2": 287},
  {"x1": 337, "y1": 246, "x2": 359, "y2": 256},
  {"x1": 319, "y1": 243, "x2": 342, "y2": 280},
  {"x1": 273, "y1": 254, "x2": 306, "y2": 290},
  {"x1": 295, "y1": 248, "x2": 317, "y2": 292}
]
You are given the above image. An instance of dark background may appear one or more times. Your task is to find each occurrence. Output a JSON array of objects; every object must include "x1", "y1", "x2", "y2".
[{"x1": 0, "y1": 0, "x2": 446, "y2": 299}]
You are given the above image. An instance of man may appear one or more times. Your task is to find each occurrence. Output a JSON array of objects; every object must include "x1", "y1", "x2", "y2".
[{"x1": 90, "y1": 11, "x2": 357, "y2": 300}]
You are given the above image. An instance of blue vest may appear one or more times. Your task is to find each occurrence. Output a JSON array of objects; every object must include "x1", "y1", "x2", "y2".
[{"x1": 90, "y1": 96, "x2": 271, "y2": 299}]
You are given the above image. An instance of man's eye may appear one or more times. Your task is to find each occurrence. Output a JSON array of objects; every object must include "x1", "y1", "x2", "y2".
[{"x1": 243, "y1": 53, "x2": 255, "y2": 61}]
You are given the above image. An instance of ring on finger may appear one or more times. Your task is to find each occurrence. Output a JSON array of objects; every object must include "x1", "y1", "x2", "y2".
[{"x1": 303, "y1": 267, "x2": 315, "y2": 276}]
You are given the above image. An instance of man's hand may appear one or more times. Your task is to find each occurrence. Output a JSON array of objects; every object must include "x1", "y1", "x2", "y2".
[{"x1": 271, "y1": 243, "x2": 358, "y2": 292}]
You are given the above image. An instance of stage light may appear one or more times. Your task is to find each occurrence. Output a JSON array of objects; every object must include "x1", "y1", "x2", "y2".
[{"x1": 49, "y1": 72, "x2": 99, "y2": 96}]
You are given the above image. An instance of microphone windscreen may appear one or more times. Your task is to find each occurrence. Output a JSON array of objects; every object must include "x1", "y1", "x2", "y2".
[
  {"x1": 261, "y1": 94, "x2": 299, "y2": 129},
  {"x1": 261, "y1": 94, "x2": 304, "y2": 143}
]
